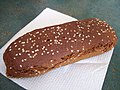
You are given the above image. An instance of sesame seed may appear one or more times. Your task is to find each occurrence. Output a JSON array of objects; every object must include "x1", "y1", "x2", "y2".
[
  {"x1": 18, "y1": 40, "x2": 21, "y2": 43},
  {"x1": 35, "y1": 49, "x2": 39, "y2": 52},
  {"x1": 32, "y1": 51, "x2": 34, "y2": 53},
  {"x1": 98, "y1": 33, "x2": 101, "y2": 35},
  {"x1": 29, "y1": 38, "x2": 32, "y2": 40},
  {"x1": 60, "y1": 43, "x2": 63, "y2": 45},
  {"x1": 33, "y1": 43, "x2": 36, "y2": 46},
  {"x1": 45, "y1": 33, "x2": 47, "y2": 36},
  {"x1": 35, "y1": 70, "x2": 38, "y2": 72},
  {"x1": 33, "y1": 53, "x2": 37, "y2": 58},
  {"x1": 67, "y1": 32, "x2": 69, "y2": 34},
  {"x1": 13, "y1": 57, "x2": 16, "y2": 59},
  {"x1": 79, "y1": 34, "x2": 81, "y2": 37},
  {"x1": 36, "y1": 45, "x2": 39, "y2": 47},
  {"x1": 88, "y1": 42, "x2": 91, "y2": 45},
  {"x1": 80, "y1": 27, "x2": 84, "y2": 29},
  {"x1": 107, "y1": 36, "x2": 109, "y2": 38},
  {"x1": 77, "y1": 25, "x2": 80, "y2": 27},
  {"x1": 29, "y1": 33, "x2": 32, "y2": 36},
  {"x1": 36, "y1": 32, "x2": 39, "y2": 34},
  {"x1": 51, "y1": 64, "x2": 54, "y2": 66},
  {"x1": 22, "y1": 48, "x2": 25, "y2": 52},
  {"x1": 50, "y1": 43, "x2": 52, "y2": 45},
  {"x1": 9, "y1": 49, "x2": 12, "y2": 51},
  {"x1": 87, "y1": 25, "x2": 90, "y2": 27},
  {"x1": 15, "y1": 45, "x2": 17, "y2": 47},
  {"x1": 51, "y1": 50, "x2": 53, "y2": 52},
  {"x1": 30, "y1": 66, "x2": 33, "y2": 68},
  {"x1": 31, "y1": 40, "x2": 34, "y2": 42},
  {"x1": 102, "y1": 39, "x2": 104, "y2": 41},
  {"x1": 48, "y1": 44, "x2": 50, "y2": 46},
  {"x1": 71, "y1": 40, "x2": 74, "y2": 42},
  {"x1": 52, "y1": 52, "x2": 54, "y2": 55},
  {"x1": 93, "y1": 36, "x2": 95, "y2": 38},
  {"x1": 22, "y1": 44, "x2": 25, "y2": 47},
  {"x1": 47, "y1": 52, "x2": 49, "y2": 54},
  {"x1": 10, "y1": 67, "x2": 12, "y2": 69},
  {"x1": 71, "y1": 46, "x2": 73, "y2": 48},
  {"x1": 21, "y1": 59, "x2": 24, "y2": 62},
  {"x1": 77, "y1": 50, "x2": 79, "y2": 52},
  {"x1": 114, "y1": 35, "x2": 116, "y2": 37},
  {"x1": 56, "y1": 26, "x2": 60, "y2": 29},
  {"x1": 21, "y1": 42, "x2": 25, "y2": 44},
  {"x1": 66, "y1": 41, "x2": 69, "y2": 43},
  {"x1": 14, "y1": 42, "x2": 16, "y2": 45},
  {"x1": 33, "y1": 35, "x2": 36, "y2": 37},
  {"x1": 53, "y1": 32, "x2": 55, "y2": 34},
  {"x1": 110, "y1": 26, "x2": 113, "y2": 30},
  {"x1": 31, "y1": 46, "x2": 33, "y2": 48},
  {"x1": 26, "y1": 50, "x2": 30, "y2": 52},
  {"x1": 85, "y1": 36, "x2": 88, "y2": 38},
  {"x1": 65, "y1": 37, "x2": 67, "y2": 39},
  {"x1": 41, "y1": 53, "x2": 44, "y2": 55},
  {"x1": 73, "y1": 34, "x2": 76, "y2": 37},
  {"x1": 87, "y1": 30, "x2": 90, "y2": 32},
  {"x1": 15, "y1": 54, "x2": 18, "y2": 56},
  {"x1": 37, "y1": 71, "x2": 41, "y2": 74},
  {"x1": 87, "y1": 35, "x2": 90, "y2": 37},
  {"x1": 42, "y1": 46, "x2": 45, "y2": 50},
  {"x1": 69, "y1": 38, "x2": 71, "y2": 40},
  {"x1": 40, "y1": 33, "x2": 42, "y2": 35},
  {"x1": 82, "y1": 38, "x2": 84, "y2": 41},
  {"x1": 19, "y1": 53, "x2": 21, "y2": 55},
  {"x1": 82, "y1": 46, "x2": 85, "y2": 50},
  {"x1": 56, "y1": 51, "x2": 59, "y2": 53},
  {"x1": 50, "y1": 60, "x2": 53, "y2": 62},
  {"x1": 89, "y1": 40, "x2": 92, "y2": 42},
  {"x1": 20, "y1": 65, "x2": 22, "y2": 68},
  {"x1": 111, "y1": 31, "x2": 115, "y2": 33},
  {"x1": 74, "y1": 39, "x2": 77, "y2": 41},
  {"x1": 38, "y1": 37, "x2": 40, "y2": 39},
  {"x1": 42, "y1": 31, "x2": 45, "y2": 33},
  {"x1": 66, "y1": 48, "x2": 69, "y2": 51},
  {"x1": 26, "y1": 39, "x2": 29, "y2": 43},
  {"x1": 76, "y1": 32, "x2": 79, "y2": 34},
  {"x1": 106, "y1": 25, "x2": 108, "y2": 27},
  {"x1": 71, "y1": 50, "x2": 73, "y2": 52},
  {"x1": 59, "y1": 40, "x2": 62, "y2": 41}
]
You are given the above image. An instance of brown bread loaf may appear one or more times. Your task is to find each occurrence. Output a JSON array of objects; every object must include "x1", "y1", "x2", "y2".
[{"x1": 3, "y1": 18, "x2": 117, "y2": 78}]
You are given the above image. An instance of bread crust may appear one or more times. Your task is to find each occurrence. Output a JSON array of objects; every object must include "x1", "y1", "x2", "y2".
[{"x1": 3, "y1": 18, "x2": 117, "y2": 78}]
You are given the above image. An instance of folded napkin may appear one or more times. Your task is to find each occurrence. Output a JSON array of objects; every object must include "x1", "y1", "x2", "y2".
[{"x1": 0, "y1": 8, "x2": 114, "y2": 90}]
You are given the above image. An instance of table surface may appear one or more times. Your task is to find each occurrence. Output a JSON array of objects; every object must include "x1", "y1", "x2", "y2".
[{"x1": 0, "y1": 0, "x2": 120, "y2": 90}]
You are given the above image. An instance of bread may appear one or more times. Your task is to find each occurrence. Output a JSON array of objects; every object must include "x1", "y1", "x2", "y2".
[{"x1": 3, "y1": 18, "x2": 117, "y2": 78}]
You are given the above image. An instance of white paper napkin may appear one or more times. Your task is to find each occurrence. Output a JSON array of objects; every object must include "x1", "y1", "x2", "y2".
[{"x1": 0, "y1": 8, "x2": 114, "y2": 90}]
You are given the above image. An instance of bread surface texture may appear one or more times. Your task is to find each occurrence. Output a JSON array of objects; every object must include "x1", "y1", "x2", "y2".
[{"x1": 3, "y1": 18, "x2": 117, "y2": 78}]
